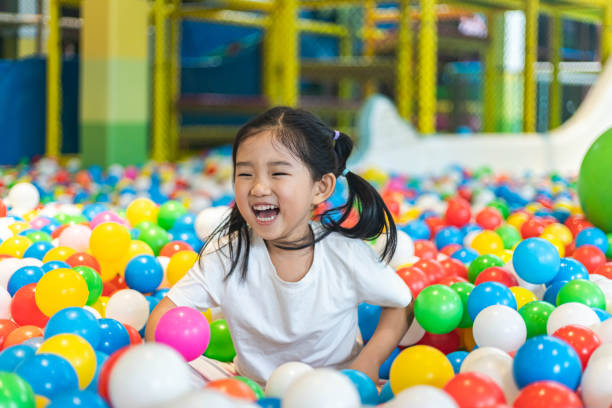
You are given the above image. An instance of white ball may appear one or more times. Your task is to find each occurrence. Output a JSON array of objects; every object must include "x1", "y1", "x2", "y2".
[
  {"x1": 8, "y1": 182, "x2": 39, "y2": 211},
  {"x1": 157, "y1": 256, "x2": 170, "y2": 272},
  {"x1": 58, "y1": 224, "x2": 92, "y2": 252},
  {"x1": 105, "y1": 289, "x2": 150, "y2": 331},
  {"x1": 152, "y1": 389, "x2": 235, "y2": 408},
  {"x1": 589, "y1": 343, "x2": 612, "y2": 364},
  {"x1": 195, "y1": 206, "x2": 231, "y2": 240},
  {"x1": 389, "y1": 230, "x2": 415, "y2": 269},
  {"x1": 109, "y1": 343, "x2": 193, "y2": 408},
  {"x1": 399, "y1": 318, "x2": 426, "y2": 347},
  {"x1": 20, "y1": 258, "x2": 43, "y2": 268},
  {"x1": 581, "y1": 356, "x2": 612, "y2": 408},
  {"x1": 594, "y1": 279, "x2": 612, "y2": 313},
  {"x1": 83, "y1": 306, "x2": 102, "y2": 320},
  {"x1": 591, "y1": 274, "x2": 608, "y2": 283},
  {"x1": 597, "y1": 319, "x2": 612, "y2": 343},
  {"x1": 473, "y1": 305, "x2": 526, "y2": 352},
  {"x1": 546, "y1": 302, "x2": 600, "y2": 335},
  {"x1": 460, "y1": 347, "x2": 518, "y2": 403},
  {"x1": 282, "y1": 369, "x2": 360, "y2": 408},
  {"x1": 265, "y1": 361, "x2": 313, "y2": 398},
  {"x1": 0, "y1": 287, "x2": 11, "y2": 319},
  {"x1": 387, "y1": 385, "x2": 458, "y2": 408},
  {"x1": 0, "y1": 258, "x2": 23, "y2": 290}
]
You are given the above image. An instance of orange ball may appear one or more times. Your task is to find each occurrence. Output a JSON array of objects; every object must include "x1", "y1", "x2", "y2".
[
  {"x1": 205, "y1": 378, "x2": 256, "y2": 401},
  {"x1": 3, "y1": 325, "x2": 43, "y2": 349}
]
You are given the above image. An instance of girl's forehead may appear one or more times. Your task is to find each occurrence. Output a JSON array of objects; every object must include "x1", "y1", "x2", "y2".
[{"x1": 236, "y1": 130, "x2": 296, "y2": 161}]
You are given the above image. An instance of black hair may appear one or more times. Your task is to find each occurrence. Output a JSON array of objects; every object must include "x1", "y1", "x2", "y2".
[{"x1": 200, "y1": 106, "x2": 397, "y2": 280}]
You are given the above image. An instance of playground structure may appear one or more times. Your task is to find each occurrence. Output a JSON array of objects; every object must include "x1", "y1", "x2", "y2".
[{"x1": 1, "y1": 0, "x2": 612, "y2": 169}]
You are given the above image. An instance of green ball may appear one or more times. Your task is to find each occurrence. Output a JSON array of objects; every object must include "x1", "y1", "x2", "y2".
[
  {"x1": 450, "y1": 281, "x2": 475, "y2": 328},
  {"x1": 467, "y1": 254, "x2": 505, "y2": 283},
  {"x1": 204, "y1": 319, "x2": 236, "y2": 362},
  {"x1": 157, "y1": 200, "x2": 187, "y2": 231},
  {"x1": 135, "y1": 221, "x2": 157, "y2": 231},
  {"x1": 414, "y1": 284, "x2": 463, "y2": 334},
  {"x1": 495, "y1": 225, "x2": 522, "y2": 250},
  {"x1": 54, "y1": 213, "x2": 72, "y2": 225},
  {"x1": 488, "y1": 200, "x2": 510, "y2": 219},
  {"x1": 25, "y1": 231, "x2": 52, "y2": 243},
  {"x1": 556, "y1": 278, "x2": 606, "y2": 309},
  {"x1": 137, "y1": 226, "x2": 170, "y2": 256},
  {"x1": 606, "y1": 233, "x2": 612, "y2": 259},
  {"x1": 0, "y1": 372, "x2": 35, "y2": 408},
  {"x1": 235, "y1": 376, "x2": 265, "y2": 398},
  {"x1": 73, "y1": 266, "x2": 103, "y2": 306},
  {"x1": 578, "y1": 127, "x2": 612, "y2": 233},
  {"x1": 518, "y1": 300, "x2": 555, "y2": 338}
]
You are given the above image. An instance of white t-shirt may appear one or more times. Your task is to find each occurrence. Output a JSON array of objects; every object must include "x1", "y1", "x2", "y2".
[{"x1": 167, "y1": 225, "x2": 412, "y2": 384}]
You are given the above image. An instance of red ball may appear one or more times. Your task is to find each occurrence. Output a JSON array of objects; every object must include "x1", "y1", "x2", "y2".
[
  {"x1": 474, "y1": 266, "x2": 518, "y2": 288},
  {"x1": 443, "y1": 372, "x2": 506, "y2": 408},
  {"x1": 0, "y1": 200, "x2": 6, "y2": 217},
  {"x1": 397, "y1": 266, "x2": 429, "y2": 297},
  {"x1": 513, "y1": 381, "x2": 582, "y2": 408},
  {"x1": 98, "y1": 346, "x2": 133, "y2": 402},
  {"x1": 445, "y1": 197, "x2": 472, "y2": 227},
  {"x1": 475, "y1": 207, "x2": 503, "y2": 230},
  {"x1": 414, "y1": 240, "x2": 438, "y2": 260},
  {"x1": 438, "y1": 275, "x2": 469, "y2": 286},
  {"x1": 124, "y1": 324, "x2": 142, "y2": 345},
  {"x1": 572, "y1": 244, "x2": 606, "y2": 273},
  {"x1": 66, "y1": 252, "x2": 101, "y2": 272},
  {"x1": 417, "y1": 330, "x2": 460, "y2": 354},
  {"x1": 440, "y1": 257, "x2": 468, "y2": 280},
  {"x1": 412, "y1": 259, "x2": 446, "y2": 284},
  {"x1": 594, "y1": 262, "x2": 612, "y2": 280},
  {"x1": 440, "y1": 244, "x2": 463, "y2": 257},
  {"x1": 552, "y1": 324, "x2": 601, "y2": 369},
  {"x1": 102, "y1": 281, "x2": 119, "y2": 297},
  {"x1": 0, "y1": 319, "x2": 19, "y2": 349},
  {"x1": 51, "y1": 224, "x2": 70, "y2": 239},
  {"x1": 10, "y1": 283, "x2": 49, "y2": 328},
  {"x1": 565, "y1": 215, "x2": 593, "y2": 238},
  {"x1": 159, "y1": 241, "x2": 194, "y2": 258},
  {"x1": 425, "y1": 217, "x2": 446, "y2": 238},
  {"x1": 205, "y1": 378, "x2": 256, "y2": 401},
  {"x1": 521, "y1": 218, "x2": 546, "y2": 238}
]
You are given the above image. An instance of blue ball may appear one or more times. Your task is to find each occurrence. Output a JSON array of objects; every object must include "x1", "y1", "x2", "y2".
[
  {"x1": 358, "y1": 303, "x2": 381, "y2": 343},
  {"x1": 23, "y1": 241, "x2": 54, "y2": 260},
  {"x1": 169, "y1": 231, "x2": 203, "y2": 252},
  {"x1": 41, "y1": 222, "x2": 60, "y2": 236},
  {"x1": 593, "y1": 307, "x2": 611, "y2": 321},
  {"x1": 86, "y1": 351, "x2": 109, "y2": 393},
  {"x1": 45, "y1": 307, "x2": 101, "y2": 349},
  {"x1": 379, "y1": 381, "x2": 394, "y2": 403},
  {"x1": 434, "y1": 227, "x2": 462, "y2": 250},
  {"x1": 542, "y1": 281, "x2": 568, "y2": 305},
  {"x1": 379, "y1": 347, "x2": 400, "y2": 380},
  {"x1": 576, "y1": 227, "x2": 609, "y2": 254},
  {"x1": 450, "y1": 247, "x2": 479, "y2": 264},
  {"x1": 513, "y1": 335, "x2": 582, "y2": 390},
  {"x1": 171, "y1": 213, "x2": 197, "y2": 233},
  {"x1": 42, "y1": 261, "x2": 71, "y2": 273},
  {"x1": 547, "y1": 258, "x2": 588, "y2": 287},
  {"x1": 460, "y1": 223, "x2": 483, "y2": 241},
  {"x1": 48, "y1": 390, "x2": 109, "y2": 408},
  {"x1": 467, "y1": 281, "x2": 517, "y2": 320},
  {"x1": 340, "y1": 369, "x2": 379, "y2": 406},
  {"x1": 256, "y1": 397, "x2": 281, "y2": 408},
  {"x1": 7, "y1": 266, "x2": 44, "y2": 296},
  {"x1": 125, "y1": 255, "x2": 163, "y2": 293},
  {"x1": 401, "y1": 220, "x2": 430, "y2": 240},
  {"x1": 97, "y1": 318, "x2": 130, "y2": 355},
  {"x1": 16, "y1": 353, "x2": 79, "y2": 398},
  {"x1": 512, "y1": 238, "x2": 561, "y2": 284},
  {"x1": 447, "y1": 350, "x2": 469, "y2": 374},
  {"x1": 153, "y1": 288, "x2": 170, "y2": 301},
  {"x1": 0, "y1": 344, "x2": 35, "y2": 371},
  {"x1": 145, "y1": 296, "x2": 161, "y2": 314},
  {"x1": 21, "y1": 337, "x2": 44, "y2": 351}
]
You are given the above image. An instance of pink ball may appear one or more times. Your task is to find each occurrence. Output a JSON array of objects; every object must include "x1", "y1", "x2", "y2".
[
  {"x1": 124, "y1": 166, "x2": 139, "y2": 180},
  {"x1": 90, "y1": 211, "x2": 127, "y2": 229},
  {"x1": 155, "y1": 306, "x2": 211, "y2": 361},
  {"x1": 59, "y1": 224, "x2": 92, "y2": 252},
  {"x1": 30, "y1": 217, "x2": 52, "y2": 230}
]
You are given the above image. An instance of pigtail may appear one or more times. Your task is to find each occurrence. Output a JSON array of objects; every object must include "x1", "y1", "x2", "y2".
[{"x1": 320, "y1": 131, "x2": 397, "y2": 263}]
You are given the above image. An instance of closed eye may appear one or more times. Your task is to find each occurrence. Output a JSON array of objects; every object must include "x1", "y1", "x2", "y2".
[
  {"x1": 237, "y1": 173, "x2": 252, "y2": 177},
  {"x1": 272, "y1": 173, "x2": 289, "y2": 176}
]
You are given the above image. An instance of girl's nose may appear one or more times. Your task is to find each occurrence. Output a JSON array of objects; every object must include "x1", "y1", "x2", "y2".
[{"x1": 250, "y1": 180, "x2": 271, "y2": 196}]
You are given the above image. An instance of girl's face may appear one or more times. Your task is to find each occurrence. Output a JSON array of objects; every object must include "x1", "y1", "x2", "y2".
[{"x1": 234, "y1": 130, "x2": 333, "y2": 244}]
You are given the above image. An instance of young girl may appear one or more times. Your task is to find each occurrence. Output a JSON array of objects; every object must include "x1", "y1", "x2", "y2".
[{"x1": 145, "y1": 107, "x2": 413, "y2": 387}]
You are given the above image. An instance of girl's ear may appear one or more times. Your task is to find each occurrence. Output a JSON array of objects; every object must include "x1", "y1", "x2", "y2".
[{"x1": 312, "y1": 172, "x2": 336, "y2": 206}]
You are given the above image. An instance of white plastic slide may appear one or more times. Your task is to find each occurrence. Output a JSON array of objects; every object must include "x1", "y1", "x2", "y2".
[{"x1": 352, "y1": 59, "x2": 612, "y2": 175}]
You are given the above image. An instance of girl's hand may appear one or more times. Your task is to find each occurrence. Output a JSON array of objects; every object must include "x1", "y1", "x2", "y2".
[{"x1": 348, "y1": 355, "x2": 380, "y2": 385}]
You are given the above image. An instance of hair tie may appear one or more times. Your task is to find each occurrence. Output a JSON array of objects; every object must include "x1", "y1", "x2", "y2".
[
  {"x1": 333, "y1": 130, "x2": 340, "y2": 141},
  {"x1": 341, "y1": 168, "x2": 350, "y2": 177}
]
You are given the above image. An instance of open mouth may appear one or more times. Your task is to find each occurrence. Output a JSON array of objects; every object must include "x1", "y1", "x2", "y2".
[{"x1": 252, "y1": 204, "x2": 280, "y2": 223}]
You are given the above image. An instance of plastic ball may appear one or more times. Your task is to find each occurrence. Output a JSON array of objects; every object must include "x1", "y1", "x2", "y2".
[
  {"x1": 136, "y1": 224, "x2": 170, "y2": 255},
  {"x1": 552, "y1": 324, "x2": 601, "y2": 369},
  {"x1": 581, "y1": 355, "x2": 612, "y2": 408},
  {"x1": 23, "y1": 241, "x2": 54, "y2": 260},
  {"x1": 282, "y1": 369, "x2": 360, "y2": 408},
  {"x1": 38, "y1": 333, "x2": 97, "y2": 389},
  {"x1": 556, "y1": 278, "x2": 606, "y2": 309},
  {"x1": 414, "y1": 285, "x2": 463, "y2": 334},
  {"x1": 386, "y1": 385, "x2": 458, "y2": 408},
  {"x1": 44, "y1": 307, "x2": 101, "y2": 348},
  {"x1": 513, "y1": 335, "x2": 582, "y2": 390},
  {"x1": 389, "y1": 345, "x2": 454, "y2": 393},
  {"x1": 475, "y1": 207, "x2": 504, "y2": 230},
  {"x1": 518, "y1": 300, "x2": 555, "y2": 339},
  {"x1": 397, "y1": 266, "x2": 429, "y2": 297},
  {"x1": 473, "y1": 304, "x2": 526, "y2": 352},
  {"x1": 155, "y1": 306, "x2": 210, "y2": 361},
  {"x1": 157, "y1": 201, "x2": 187, "y2": 231},
  {"x1": 446, "y1": 350, "x2": 469, "y2": 374},
  {"x1": 205, "y1": 378, "x2": 256, "y2": 401},
  {"x1": 340, "y1": 369, "x2": 378, "y2": 405},
  {"x1": 434, "y1": 227, "x2": 462, "y2": 250},
  {"x1": 572, "y1": 244, "x2": 606, "y2": 273},
  {"x1": 97, "y1": 318, "x2": 130, "y2": 355},
  {"x1": 459, "y1": 347, "x2": 517, "y2": 402},
  {"x1": 0, "y1": 318, "x2": 19, "y2": 348},
  {"x1": 66, "y1": 252, "x2": 100, "y2": 272},
  {"x1": 471, "y1": 230, "x2": 504, "y2": 255},
  {"x1": 126, "y1": 198, "x2": 159, "y2": 227},
  {"x1": 8, "y1": 182, "x2": 40, "y2": 211},
  {"x1": 47, "y1": 390, "x2": 109, "y2": 408},
  {"x1": 443, "y1": 371, "x2": 506, "y2": 407},
  {"x1": 417, "y1": 330, "x2": 460, "y2": 354},
  {"x1": 104, "y1": 289, "x2": 149, "y2": 331},
  {"x1": 467, "y1": 281, "x2": 517, "y2": 321},
  {"x1": 450, "y1": 281, "x2": 475, "y2": 328},
  {"x1": 467, "y1": 254, "x2": 505, "y2": 283},
  {"x1": 378, "y1": 382, "x2": 394, "y2": 404},
  {"x1": 445, "y1": 197, "x2": 471, "y2": 227},
  {"x1": 513, "y1": 381, "x2": 583, "y2": 408},
  {"x1": 358, "y1": 303, "x2": 381, "y2": 343},
  {"x1": 15, "y1": 353, "x2": 78, "y2": 398},
  {"x1": 89, "y1": 222, "x2": 131, "y2": 262},
  {"x1": 234, "y1": 376, "x2": 265, "y2": 399},
  {"x1": 166, "y1": 250, "x2": 198, "y2": 285},
  {"x1": 474, "y1": 266, "x2": 518, "y2": 288},
  {"x1": 0, "y1": 344, "x2": 34, "y2": 371},
  {"x1": 546, "y1": 301, "x2": 600, "y2": 334},
  {"x1": 7, "y1": 265, "x2": 44, "y2": 296},
  {"x1": 510, "y1": 287, "x2": 537, "y2": 309},
  {"x1": 159, "y1": 241, "x2": 193, "y2": 258},
  {"x1": 265, "y1": 362, "x2": 313, "y2": 398},
  {"x1": 195, "y1": 206, "x2": 230, "y2": 240},
  {"x1": 204, "y1": 319, "x2": 235, "y2": 362},
  {"x1": 35, "y1": 268, "x2": 88, "y2": 317},
  {"x1": 0, "y1": 236, "x2": 33, "y2": 258},
  {"x1": 42, "y1": 246, "x2": 76, "y2": 263},
  {"x1": 379, "y1": 347, "x2": 400, "y2": 379},
  {"x1": 72, "y1": 266, "x2": 103, "y2": 306},
  {"x1": 0, "y1": 371, "x2": 36, "y2": 408},
  {"x1": 58, "y1": 225, "x2": 92, "y2": 253},
  {"x1": 3, "y1": 325, "x2": 43, "y2": 349},
  {"x1": 10, "y1": 283, "x2": 49, "y2": 327},
  {"x1": 495, "y1": 225, "x2": 522, "y2": 249},
  {"x1": 513, "y1": 238, "x2": 561, "y2": 284},
  {"x1": 124, "y1": 255, "x2": 163, "y2": 293},
  {"x1": 547, "y1": 257, "x2": 589, "y2": 286}
]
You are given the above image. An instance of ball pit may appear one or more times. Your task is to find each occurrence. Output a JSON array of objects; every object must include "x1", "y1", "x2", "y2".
[{"x1": 0, "y1": 151, "x2": 609, "y2": 406}]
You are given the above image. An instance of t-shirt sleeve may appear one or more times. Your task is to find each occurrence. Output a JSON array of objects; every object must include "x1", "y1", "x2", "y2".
[
  {"x1": 166, "y1": 250, "x2": 227, "y2": 311},
  {"x1": 350, "y1": 239, "x2": 412, "y2": 308}
]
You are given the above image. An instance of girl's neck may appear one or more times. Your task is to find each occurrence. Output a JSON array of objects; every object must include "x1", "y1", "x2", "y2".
[{"x1": 264, "y1": 225, "x2": 316, "y2": 282}]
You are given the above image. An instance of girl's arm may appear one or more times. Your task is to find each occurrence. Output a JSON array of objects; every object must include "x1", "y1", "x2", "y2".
[
  {"x1": 349, "y1": 302, "x2": 414, "y2": 384},
  {"x1": 144, "y1": 296, "x2": 178, "y2": 342}
]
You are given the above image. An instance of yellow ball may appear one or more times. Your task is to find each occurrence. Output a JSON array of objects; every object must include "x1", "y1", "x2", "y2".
[
  {"x1": 91, "y1": 296, "x2": 109, "y2": 317},
  {"x1": 510, "y1": 286, "x2": 537, "y2": 310},
  {"x1": 542, "y1": 223, "x2": 573, "y2": 246},
  {"x1": 42, "y1": 246, "x2": 76, "y2": 263},
  {"x1": 167, "y1": 250, "x2": 198, "y2": 286},
  {"x1": 35, "y1": 268, "x2": 89, "y2": 317},
  {"x1": 126, "y1": 198, "x2": 159, "y2": 227},
  {"x1": 8, "y1": 221, "x2": 30, "y2": 235},
  {"x1": 471, "y1": 230, "x2": 504, "y2": 255},
  {"x1": 38, "y1": 334, "x2": 96, "y2": 389},
  {"x1": 458, "y1": 327, "x2": 476, "y2": 351},
  {"x1": 389, "y1": 345, "x2": 454, "y2": 394},
  {"x1": 98, "y1": 260, "x2": 123, "y2": 283},
  {"x1": 35, "y1": 395, "x2": 49, "y2": 408},
  {"x1": 89, "y1": 222, "x2": 131, "y2": 262},
  {"x1": 496, "y1": 249, "x2": 514, "y2": 263},
  {"x1": 117, "y1": 240, "x2": 155, "y2": 274},
  {"x1": 203, "y1": 308, "x2": 213, "y2": 323},
  {"x1": 0, "y1": 236, "x2": 32, "y2": 258},
  {"x1": 507, "y1": 212, "x2": 530, "y2": 231}
]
